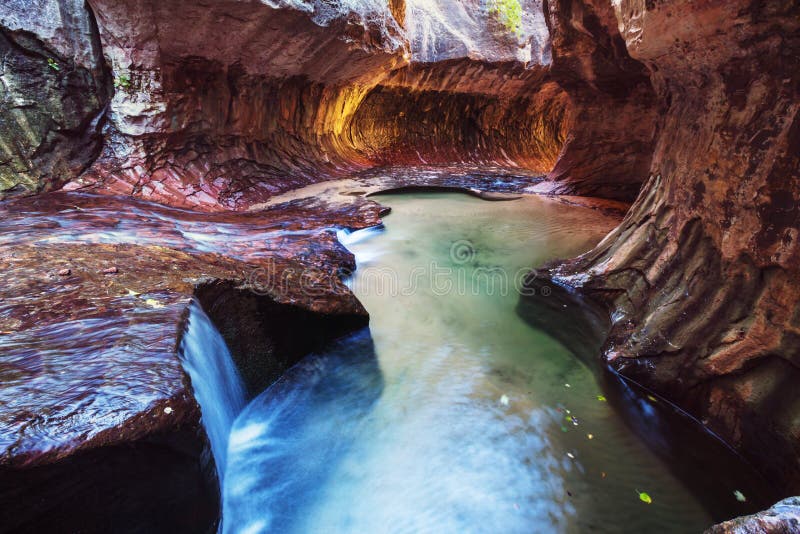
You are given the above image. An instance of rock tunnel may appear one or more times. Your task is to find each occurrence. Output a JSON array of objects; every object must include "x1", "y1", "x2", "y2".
[{"x1": 0, "y1": 0, "x2": 798, "y2": 531}]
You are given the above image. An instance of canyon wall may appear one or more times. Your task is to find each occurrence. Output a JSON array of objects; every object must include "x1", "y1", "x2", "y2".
[
  {"x1": 539, "y1": 0, "x2": 800, "y2": 492},
  {"x1": 539, "y1": 0, "x2": 659, "y2": 200},
  {"x1": 0, "y1": 0, "x2": 109, "y2": 195},
  {"x1": 62, "y1": 0, "x2": 406, "y2": 210},
  {"x1": 1, "y1": 0, "x2": 659, "y2": 207}
]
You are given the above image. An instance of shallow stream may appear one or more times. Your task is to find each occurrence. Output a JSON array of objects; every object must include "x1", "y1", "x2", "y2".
[{"x1": 217, "y1": 192, "x2": 767, "y2": 533}]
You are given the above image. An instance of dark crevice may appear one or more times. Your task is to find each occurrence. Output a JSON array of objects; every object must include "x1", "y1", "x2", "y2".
[{"x1": 194, "y1": 281, "x2": 369, "y2": 398}]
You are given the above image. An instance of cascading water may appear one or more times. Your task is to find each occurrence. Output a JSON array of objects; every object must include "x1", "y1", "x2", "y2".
[{"x1": 179, "y1": 300, "x2": 247, "y2": 480}]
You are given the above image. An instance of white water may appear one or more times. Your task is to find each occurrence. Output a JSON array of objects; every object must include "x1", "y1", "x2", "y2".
[{"x1": 179, "y1": 300, "x2": 247, "y2": 481}]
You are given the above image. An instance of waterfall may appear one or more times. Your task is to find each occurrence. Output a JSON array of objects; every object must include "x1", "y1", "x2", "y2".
[{"x1": 179, "y1": 300, "x2": 247, "y2": 481}]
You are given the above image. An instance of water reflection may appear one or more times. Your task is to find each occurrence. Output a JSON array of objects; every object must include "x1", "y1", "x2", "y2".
[
  {"x1": 518, "y1": 280, "x2": 775, "y2": 521},
  {"x1": 0, "y1": 191, "x2": 345, "y2": 263}
]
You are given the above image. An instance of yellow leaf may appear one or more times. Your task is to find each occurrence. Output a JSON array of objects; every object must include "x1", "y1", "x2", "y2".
[{"x1": 144, "y1": 298, "x2": 165, "y2": 309}]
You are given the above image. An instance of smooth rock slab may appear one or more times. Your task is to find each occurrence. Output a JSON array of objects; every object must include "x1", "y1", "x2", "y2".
[{"x1": 0, "y1": 190, "x2": 377, "y2": 468}]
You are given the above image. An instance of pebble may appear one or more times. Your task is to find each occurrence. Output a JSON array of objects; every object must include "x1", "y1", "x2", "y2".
[
  {"x1": 102, "y1": 266, "x2": 119, "y2": 274},
  {"x1": 164, "y1": 406, "x2": 173, "y2": 414},
  {"x1": 57, "y1": 268, "x2": 71, "y2": 276}
]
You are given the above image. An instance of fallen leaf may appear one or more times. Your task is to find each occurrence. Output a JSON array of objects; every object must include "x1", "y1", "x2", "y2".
[
  {"x1": 564, "y1": 415, "x2": 579, "y2": 426},
  {"x1": 500, "y1": 394, "x2": 510, "y2": 406},
  {"x1": 637, "y1": 491, "x2": 652, "y2": 504},
  {"x1": 564, "y1": 383, "x2": 571, "y2": 388},
  {"x1": 597, "y1": 395, "x2": 607, "y2": 402},
  {"x1": 734, "y1": 490, "x2": 746, "y2": 502},
  {"x1": 125, "y1": 288, "x2": 140, "y2": 297},
  {"x1": 144, "y1": 298, "x2": 165, "y2": 309}
]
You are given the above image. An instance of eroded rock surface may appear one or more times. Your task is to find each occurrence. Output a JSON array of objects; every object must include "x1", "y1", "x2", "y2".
[
  {"x1": 0, "y1": 190, "x2": 378, "y2": 466},
  {"x1": 0, "y1": 186, "x2": 381, "y2": 530},
  {"x1": 537, "y1": 0, "x2": 658, "y2": 200},
  {"x1": 1, "y1": 0, "x2": 659, "y2": 208},
  {"x1": 0, "y1": 0, "x2": 655, "y2": 209},
  {"x1": 536, "y1": 0, "x2": 800, "y2": 493}
]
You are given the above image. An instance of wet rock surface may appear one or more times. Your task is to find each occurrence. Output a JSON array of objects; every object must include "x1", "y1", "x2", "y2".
[
  {"x1": 0, "y1": 189, "x2": 378, "y2": 466},
  {"x1": 0, "y1": 170, "x2": 554, "y2": 531},
  {"x1": 0, "y1": 186, "x2": 383, "y2": 530},
  {"x1": 706, "y1": 497, "x2": 800, "y2": 534}
]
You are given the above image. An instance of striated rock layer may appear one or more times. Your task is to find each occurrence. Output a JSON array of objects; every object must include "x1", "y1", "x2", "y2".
[
  {"x1": 537, "y1": 0, "x2": 800, "y2": 495},
  {"x1": 1, "y1": 0, "x2": 659, "y2": 206}
]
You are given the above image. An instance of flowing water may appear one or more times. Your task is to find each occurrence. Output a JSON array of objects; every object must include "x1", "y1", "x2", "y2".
[
  {"x1": 180, "y1": 301, "x2": 247, "y2": 480},
  {"x1": 221, "y1": 192, "x2": 764, "y2": 533}
]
